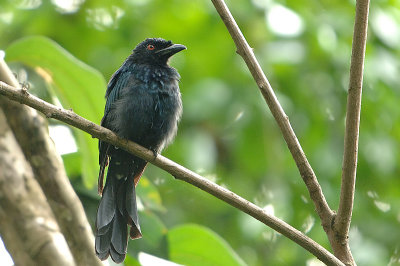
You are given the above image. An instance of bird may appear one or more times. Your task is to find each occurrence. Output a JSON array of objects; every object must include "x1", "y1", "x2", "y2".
[{"x1": 95, "y1": 38, "x2": 186, "y2": 263}]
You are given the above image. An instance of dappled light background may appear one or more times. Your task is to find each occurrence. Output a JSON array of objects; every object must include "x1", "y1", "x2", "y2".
[{"x1": 1, "y1": 0, "x2": 399, "y2": 265}]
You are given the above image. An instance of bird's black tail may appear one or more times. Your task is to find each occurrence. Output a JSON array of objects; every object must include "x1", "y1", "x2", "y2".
[{"x1": 95, "y1": 155, "x2": 146, "y2": 263}]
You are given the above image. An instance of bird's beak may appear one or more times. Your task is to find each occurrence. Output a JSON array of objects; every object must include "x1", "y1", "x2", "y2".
[{"x1": 156, "y1": 44, "x2": 186, "y2": 57}]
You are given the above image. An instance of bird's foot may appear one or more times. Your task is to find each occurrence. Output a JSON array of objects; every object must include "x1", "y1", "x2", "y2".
[{"x1": 150, "y1": 148, "x2": 158, "y2": 159}]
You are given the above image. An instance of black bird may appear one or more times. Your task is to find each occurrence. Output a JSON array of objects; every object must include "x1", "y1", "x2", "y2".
[{"x1": 95, "y1": 38, "x2": 186, "y2": 263}]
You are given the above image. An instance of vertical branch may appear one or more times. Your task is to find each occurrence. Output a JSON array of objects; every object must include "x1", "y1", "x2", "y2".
[
  {"x1": 0, "y1": 109, "x2": 75, "y2": 266},
  {"x1": 209, "y1": 0, "x2": 334, "y2": 228},
  {"x1": 0, "y1": 60, "x2": 102, "y2": 266},
  {"x1": 335, "y1": 0, "x2": 370, "y2": 245}
]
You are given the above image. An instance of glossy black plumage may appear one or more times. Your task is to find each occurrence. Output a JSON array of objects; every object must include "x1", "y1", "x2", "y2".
[{"x1": 95, "y1": 38, "x2": 185, "y2": 263}]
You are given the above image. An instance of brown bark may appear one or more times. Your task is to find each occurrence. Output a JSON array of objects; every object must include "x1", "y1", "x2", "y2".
[
  {"x1": 0, "y1": 60, "x2": 102, "y2": 266},
  {"x1": 0, "y1": 108, "x2": 75, "y2": 266},
  {"x1": 332, "y1": 0, "x2": 370, "y2": 264}
]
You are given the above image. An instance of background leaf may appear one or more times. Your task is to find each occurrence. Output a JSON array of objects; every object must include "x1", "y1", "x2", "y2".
[
  {"x1": 137, "y1": 177, "x2": 166, "y2": 212},
  {"x1": 168, "y1": 224, "x2": 246, "y2": 266},
  {"x1": 5, "y1": 36, "x2": 106, "y2": 187}
]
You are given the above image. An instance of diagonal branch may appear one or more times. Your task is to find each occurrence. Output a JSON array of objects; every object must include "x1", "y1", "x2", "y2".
[
  {"x1": 335, "y1": 0, "x2": 370, "y2": 249},
  {"x1": 0, "y1": 81, "x2": 344, "y2": 266},
  {"x1": 210, "y1": 0, "x2": 334, "y2": 229}
]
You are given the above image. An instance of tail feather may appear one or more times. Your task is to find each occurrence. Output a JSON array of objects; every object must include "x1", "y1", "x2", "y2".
[
  {"x1": 116, "y1": 179, "x2": 126, "y2": 216},
  {"x1": 96, "y1": 248, "x2": 110, "y2": 261},
  {"x1": 130, "y1": 225, "x2": 142, "y2": 240},
  {"x1": 110, "y1": 245, "x2": 125, "y2": 264},
  {"x1": 126, "y1": 175, "x2": 142, "y2": 239},
  {"x1": 110, "y1": 210, "x2": 128, "y2": 261},
  {"x1": 97, "y1": 220, "x2": 112, "y2": 236},
  {"x1": 96, "y1": 175, "x2": 130, "y2": 262},
  {"x1": 98, "y1": 144, "x2": 110, "y2": 195},
  {"x1": 95, "y1": 156, "x2": 147, "y2": 263},
  {"x1": 96, "y1": 176, "x2": 115, "y2": 233},
  {"x1": 95, "y1": 226, "x2": 112, "y2": 254}
]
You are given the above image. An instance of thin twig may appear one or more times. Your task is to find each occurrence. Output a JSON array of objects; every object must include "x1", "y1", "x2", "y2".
[
  {"x1": 209, "y1": 0, "x2": 334, "y2": 229},
  {"x1": 0, "y1": 81, "x2": 344, "y2": 266},
  {"x1": 334, "y1": 0, "x2": 370, "y2": 262}
]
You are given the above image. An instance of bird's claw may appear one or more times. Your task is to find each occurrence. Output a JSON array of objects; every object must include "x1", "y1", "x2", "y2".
[{"x1": 150, "y1": 148, "x2": 158, "y2": 159}]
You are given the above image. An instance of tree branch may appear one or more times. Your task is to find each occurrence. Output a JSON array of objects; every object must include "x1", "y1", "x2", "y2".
[
  {"x1": 333, "y1": 0, "x2": 370, "y2": 263},
  {"x1": 0, "y1": 60, "x2": 103, "y2": 266},
  {"x1": 0, "y1": 81, "x2": 344, "y2": 266},
  {"x1": 0, "y1": 108, "x2": 75, "y2": 266},
  {"x1": 209, "y1": 0, "x2": 334, "y2": 229}
]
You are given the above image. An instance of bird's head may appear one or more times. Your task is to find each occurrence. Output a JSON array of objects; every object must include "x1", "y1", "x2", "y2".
[{"x1": 131, "y1": 38, "x2": 186, "y2": 65}]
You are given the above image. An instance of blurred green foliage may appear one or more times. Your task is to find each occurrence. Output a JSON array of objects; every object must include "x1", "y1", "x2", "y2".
[
  {"x1": 1, "y1": 0, "x2": 399, "y2": 265},
  {"x1": 6, "y1": 36, "x2": 106, "y2": 187},
  {"x1": 168, "y1": 224, "x2": 246, "y2": 265}
]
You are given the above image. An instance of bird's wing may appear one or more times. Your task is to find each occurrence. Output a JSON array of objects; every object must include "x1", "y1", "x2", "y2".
[
  {"x1": 98, "y1": 68, "x2": 131, "y2": 194},
  {"x1": 105, "y1": 64, "x2": 123, "y2": 98}
]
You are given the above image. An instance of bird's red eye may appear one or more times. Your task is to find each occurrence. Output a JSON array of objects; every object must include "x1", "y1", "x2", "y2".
[{"x1": 147, "y1": 44, "x2": 155, "y2": 50}]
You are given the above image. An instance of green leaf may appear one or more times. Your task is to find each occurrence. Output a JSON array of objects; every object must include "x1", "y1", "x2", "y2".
[
  {"x1": 5, "y1": 36, "x2": 106, "y2": 187},
  {"x1": 139, "y1": 210, "x2": 168, "y2": 249},
  {"x1": 124, "y1": 254, "x2": 141, "y2": 266},
  {"x1": 168, "y1": 224, "x2": 247, "y2": 266},
  {"x1": 137, "y1": 177, "x2": 166, "y2": 212}
]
